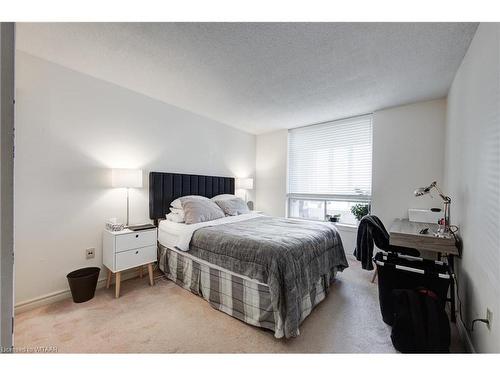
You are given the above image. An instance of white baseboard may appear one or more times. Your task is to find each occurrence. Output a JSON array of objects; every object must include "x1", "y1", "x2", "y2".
[
  {"x1": 457, "y1": 317, "x2": 476, "y2": 353},
  {"x1": 14, "y1": 268, "x2": 141, "y2": 314}
]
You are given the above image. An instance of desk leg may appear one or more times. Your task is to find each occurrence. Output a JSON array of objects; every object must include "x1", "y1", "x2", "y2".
[{"x1": 447, "y1": 254, "x2": 456, "y2": 323}]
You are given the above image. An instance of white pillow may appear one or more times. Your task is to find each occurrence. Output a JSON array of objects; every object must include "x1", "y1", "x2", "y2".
[
  {"x1": 169, "y1": 207, "x2": 185, "y2": 220},
  {"x1": 171, "y1": 195, "x2": 209, "y2": 209},
  {"x1": 213, "y1": 196, "x2": 250, "y2": 216},
  {"x1": 166, "y1": 212, "x2": 185, "y2": 223},
  {"x1": 181, "y1": 198, "x2": 225, "y2": 224},
  {"x1": 211, "y1": 194, "x2": 237, "y2": 201}
]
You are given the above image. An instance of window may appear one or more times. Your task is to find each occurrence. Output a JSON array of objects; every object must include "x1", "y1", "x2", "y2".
[{"x1": 287, "y1": 114, "x2": 372, "y2": 225}]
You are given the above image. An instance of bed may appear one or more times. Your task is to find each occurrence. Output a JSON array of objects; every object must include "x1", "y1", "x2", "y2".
[{"x1": 150, "y1": 172, "x2": 349, "y2": 338}]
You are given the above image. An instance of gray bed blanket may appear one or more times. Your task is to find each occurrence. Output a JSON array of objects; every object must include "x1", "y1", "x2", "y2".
[{"x1": 188, "y1": 216, "x2": 349, "y2": 338}]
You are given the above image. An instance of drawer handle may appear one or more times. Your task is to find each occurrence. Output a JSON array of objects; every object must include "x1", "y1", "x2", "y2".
[
  {"x1": 135, "y1": 251, "x2": 139, "y2": 254},
  {"x1": 135, "y1": 234, "x2": 139, "y2": 238}
]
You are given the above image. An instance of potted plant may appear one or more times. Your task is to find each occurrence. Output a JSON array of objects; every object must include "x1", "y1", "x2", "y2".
[{"x1": 351, "y1": 203, "x2": 370, "y2": 222}]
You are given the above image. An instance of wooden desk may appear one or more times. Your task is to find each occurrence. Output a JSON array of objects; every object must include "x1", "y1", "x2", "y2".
[
  {"x1": 389, "y1": 218, "x2": 460, "y2": 322},
  {"x1": 389, "y1": 219, "x2": 459, "y2": 255}
]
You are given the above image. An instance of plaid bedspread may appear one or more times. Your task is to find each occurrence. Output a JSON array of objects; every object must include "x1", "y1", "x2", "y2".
[
  {"x1": 188, "y1": 216, "x2": 349, "y2": 338},
  {"x1": 159, "y1": 244, "x2": 343, "y2": 338}
]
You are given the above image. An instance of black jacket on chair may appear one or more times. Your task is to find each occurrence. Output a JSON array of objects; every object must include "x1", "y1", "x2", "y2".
[{"x1": 354, "y1": 215, "x2": 419, "y2": 270}]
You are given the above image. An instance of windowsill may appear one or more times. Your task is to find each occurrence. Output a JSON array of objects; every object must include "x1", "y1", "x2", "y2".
[
  {"x1": 288, "y1": 216, "x2": 359, "y2": 232},
  {"x1": 331, "y1": 222, "x2": 358, "y2": 232}
]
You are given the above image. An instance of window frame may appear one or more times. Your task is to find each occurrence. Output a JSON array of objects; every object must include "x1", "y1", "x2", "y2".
[{"x1": 286, "y1": 114, "x2": 373, "y2": 225}]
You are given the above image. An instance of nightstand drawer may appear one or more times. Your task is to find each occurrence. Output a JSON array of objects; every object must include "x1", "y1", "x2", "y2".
[
  {"x1": 115, "y1": 246, "x2": 156, "y2": 271},
  {"x1": 115, "y1": 230, "x2": 156, "y2": 252}
]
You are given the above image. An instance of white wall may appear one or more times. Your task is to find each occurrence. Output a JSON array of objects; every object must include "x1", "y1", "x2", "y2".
[
  {"x1": 371, "y1": 99, "x2": 447, "y2": 225},
  {"x1": 14, "y1": 52, "x2": 256, "y2": 305},
  {"x1": 444, "y1": 23, "x2": 500, "y2": 353},
  {"x1": 255, "y1": 129, "x2": 288, "y2": 217}
]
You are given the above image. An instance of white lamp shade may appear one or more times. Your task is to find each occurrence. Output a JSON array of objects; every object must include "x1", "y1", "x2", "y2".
[
  {"x1": 236, "y1": 177, "x2": 254, "y2": 190},
  {"x1": 111, "y1": 169, "x2": 143, "y2": 188}
]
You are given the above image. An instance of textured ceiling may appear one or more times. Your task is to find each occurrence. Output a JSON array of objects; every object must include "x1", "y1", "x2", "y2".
[{"x1": 16, "y1": 23, "x2": 478, "y2": 134}]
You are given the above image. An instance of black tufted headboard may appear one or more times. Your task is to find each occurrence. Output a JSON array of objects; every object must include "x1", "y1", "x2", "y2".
[{"x1": 149, "y1": 172, "x2": 235, "y2": 224}]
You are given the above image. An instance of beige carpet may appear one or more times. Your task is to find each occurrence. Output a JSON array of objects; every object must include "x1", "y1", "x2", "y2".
[{"x1": 14, "y1": 257, "x2": 464, "y2": 353}]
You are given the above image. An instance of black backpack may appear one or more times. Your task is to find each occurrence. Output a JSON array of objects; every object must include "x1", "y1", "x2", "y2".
[{"x1": 391, "y1": 288, "x2": 450, "y2": 353}]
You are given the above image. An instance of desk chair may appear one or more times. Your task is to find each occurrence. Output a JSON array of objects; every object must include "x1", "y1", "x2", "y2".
[{"x1": 355, "y1": 215, "x2": 420, "y2": 282}]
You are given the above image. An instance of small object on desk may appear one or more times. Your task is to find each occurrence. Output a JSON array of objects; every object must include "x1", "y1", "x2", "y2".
[
  {"x1": 419, "y1": 228, "x2": 429, "y2": 234},
  {"x1": 435, "y1": 219, "x2": 450, "y2": 238},
  {"x1": 408, "y1": 208, "x2": 442, "y2": 224}
]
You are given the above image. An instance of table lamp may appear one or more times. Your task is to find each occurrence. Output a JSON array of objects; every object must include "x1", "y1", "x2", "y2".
[
  {"x1": 236, "y1": 177, "x2": 254, "y2": 202},
  {"x1": 414, "y1": 181, "x2": 452, "y2": 237},
  {"x1": 111, "y1": 168, "x2": 143, "y2": 226}
]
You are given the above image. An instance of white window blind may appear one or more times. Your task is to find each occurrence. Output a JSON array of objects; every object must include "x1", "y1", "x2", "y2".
[{"x1": 288, "y1": 114, "x2": 373, "y2": 199}]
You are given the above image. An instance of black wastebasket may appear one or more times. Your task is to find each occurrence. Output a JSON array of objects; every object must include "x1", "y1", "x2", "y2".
[
  {"x1": 67, "y1": 267, "x2": 100, "y2": 303},
  {"x1": 374, "y1": 252, "x2": 450, "y2": 325}
]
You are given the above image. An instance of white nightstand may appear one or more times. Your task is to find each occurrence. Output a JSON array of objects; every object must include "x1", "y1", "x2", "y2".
[{"x1": 103, "y1": 228, "x2": 157, "y2": 298}]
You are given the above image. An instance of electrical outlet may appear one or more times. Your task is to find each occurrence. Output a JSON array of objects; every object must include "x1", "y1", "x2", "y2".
[
  {"x1": 486, "y1": 308, "x2": 492, "y2": 330},
  {"x1": 86, "y1": 247, "x2": 95, "y2": 259}
]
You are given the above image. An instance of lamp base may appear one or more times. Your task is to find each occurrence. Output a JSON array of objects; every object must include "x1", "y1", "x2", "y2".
[
  {"x1": 434, "y1": 231, "x2": 452, "y2": 239},
  {"x1": 434, "y1": 225, "x2": 453, "y2": 239}
]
